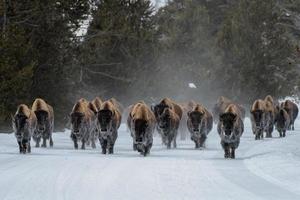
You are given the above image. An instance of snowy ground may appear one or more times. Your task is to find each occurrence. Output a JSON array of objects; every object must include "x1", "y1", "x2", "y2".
[{"x1": 0, "y1": 118, "x2": 300, "y2": 200}]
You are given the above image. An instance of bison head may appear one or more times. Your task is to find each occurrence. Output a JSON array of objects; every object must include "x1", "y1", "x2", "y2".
[
  {"x1": 133, "y1": 119, "x2": 148, "y2": 143},
  {"x1": 151, "y1": 104, "x2": 169, "y2": 120},
  {"x1": 70, "y1": 112, "x2": 85, "y2": 139},
  {"x1": 219, "y1": 112, "x2": 237, "y2": 137},
  {"x1": 251, "y1": 110, "x2": 264, "y2": 129},
  {"x1": 97, "y1": 109, "x2": 114, "y2": 137},
  {"x1": 12, "y1": 114, "x2": 29, "y2": 138},
  {"x1": 188, "y1": 111, "x2": 204, "y2": 133},
  {"x1": 35, "y1": 110, "x2": 49, "y2": 133}
]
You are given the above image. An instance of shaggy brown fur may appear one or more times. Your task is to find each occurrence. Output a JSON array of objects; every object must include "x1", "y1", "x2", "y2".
[
  {"x1": 97, "y1": 100, "x2": 122, "y2": 154},
  {"x1": 264, "y1": 100, "x2": 276, "y2": 137},
  {"x1": 158, "y1": 107, "x2": 180, "y2": 149},
  {"x1": 217, "y1": 104, "x2": 244, "y2": 159},
  {"x1": 187, "y1": 103, "x2": 213, "y2": 148},
  {"x1": 70, "y1": 98, "x2": 95, "y2": 149},
  {"x1": 250, "y1": 99, "x2": 266, "y2": 140},
  {"x1": 127, "y1": 102, "x2": 155, "y2": 156},
  {"x1": 31, "y1": 98, "x2": 54, "y2": 148},
  {"x1": 13, "y1": 104, "x2": 37, "y2": 153},
  {"x1": 281, "y1": 100, "x2": 299, "y2": 130}
]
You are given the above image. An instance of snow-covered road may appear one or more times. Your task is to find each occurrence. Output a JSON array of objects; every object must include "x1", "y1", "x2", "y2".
[{"x1": 0, "y1": 118, "x2": 300, "y2": 200}]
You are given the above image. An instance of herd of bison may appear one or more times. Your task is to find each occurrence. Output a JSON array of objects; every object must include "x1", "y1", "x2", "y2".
[{"x1": 11, "y1": 95, "x2": 298, "y2": 158}]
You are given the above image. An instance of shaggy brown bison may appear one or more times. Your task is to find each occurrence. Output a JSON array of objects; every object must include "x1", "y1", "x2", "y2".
[
  {"x1": 187, "y1": 103, "x2": 213, "y2": 148},
  {"x1": 32, "y1": 98, "x2": 54, "y2": 148},
  {"x1": 275, "y1": 108, "x2": 290, "y2": 137},
  {"x1": 281, "y1": 100, "x2": 298, "y2": 130},
  {"x1": 151, "y1": 98, "x2": 182, "y2": 143},
  {"x1": 250, "y1": 99, "x2": 266, "y2": 140},
  {"x1": 157, "y1": 107, "x2": 180, "y2": 149},
  {"x1": 212, "y1": 96, "x2": 245, "y2": 123},
  {"x1": 97, "y1": 100, "x2": 121, "y2": 154},
  {"x1": 87, "y1": 97, "x2": 103, "y2": 148},
  {"x1": 70, "y1": 98, "x2": 95, "y2": 149},
  {"x1": 264, "y1": 100, "x2": 276, "y2": 138},
  {"x1": 127, "y1": 102, "x2": 156, "y2": 156},
  {"x1": 12, "y1": 104, "x2": 37, "y2": 153},
  {"x1": 217, "y1": 104, "x2": 244, "y2": 159}
]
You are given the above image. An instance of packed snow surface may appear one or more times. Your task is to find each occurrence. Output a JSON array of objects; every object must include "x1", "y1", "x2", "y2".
[{"x1": 0, "y1": 118, "x2": 300, "y2": 200}]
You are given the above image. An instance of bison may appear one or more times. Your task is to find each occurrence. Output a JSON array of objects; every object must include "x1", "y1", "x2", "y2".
[
  {"x1": 250, "y1": 99, "x2": 266, "y2": 140},
  {"x1": 12, "y1": 104, "x2": 37, "y2": 153},
  {"x1": 127, "y1": 102, "x2": 156, "y2": 156},
  {"x1": 32, "y1": 98, "x2": 54, "y2": 148},
  {"x1": 70, "y1": 98, "x2": 95, "y2": 149},
  {"x1": 281, "y1": 100, "x2": 298, "y2": 130},
  {"x1": 157, "y1": 107, "x2": 180, "y2": 149},
  {"x1": 187, "y1": 103, "x2": 213, "y2": 148},
  {"x1": 218, "y1": 104, "x2": 244, "y2": 159},
  {"x1": 97, "y1": 100, "x2": 121, "y2": 154},
  {"x1": 275, "y1": 108, "x2": 290, "y2": 137}
]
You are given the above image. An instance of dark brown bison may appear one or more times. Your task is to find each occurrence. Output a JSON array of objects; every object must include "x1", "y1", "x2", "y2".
[
  {"x1": 264, "y1": 100, "x2": 276, "y2": 138},
  {"x1": 32, "y1": 98, "x2": 54, "y2": 148},
  {"x1": 275, "y1": 108, "x2": 290, "y2": 137},
  {"x1": 151, "y1": 98, "x2": 183, "y2": 143},
  {"x1": 97, "y1": 100, "x2": 121, "y2": 154},
  {"x1": 217, "y1": 104, "x2": 244, "y2": 159},
  {"x1": 12, "y1": 104, "x2": 37, "y2": 153},
  {"x1": 281, "y1": 100, "x2": 298, "y2": 130},
  {"x1": 70, "y1": 98, "x2": 95, "y2": 149},
  {"x1": 87, "y1": 97, "x2": 103, "y2": 148},
  {"x1": 127, "y1": 102, "x2": 156, "y2": 156},
  {"x1": 250, "y1": 99, "x2": 267, "y2": 140},
  {"x1": 157, "y1": 107, "x2": 180, "y2": 149},
  {"x1": 187, "y1": 103, "x2": 213, "y2": 148},
  {"x1": 212, "y1": 96, "x2": 245, "y2": 124}
]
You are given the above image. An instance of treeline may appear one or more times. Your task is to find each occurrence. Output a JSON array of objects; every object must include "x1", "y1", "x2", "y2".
[{"x1": 1, "y1": 0, "x2": 300, "y2": 131}]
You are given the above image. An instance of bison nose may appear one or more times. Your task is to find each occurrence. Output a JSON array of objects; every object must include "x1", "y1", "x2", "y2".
[
  {"x1": 73, "y1": 129, "x2": 79, "y2": 134},
  {"x1": 101, "y1": 128, "x2": 107, "y2": 132},
  {"x1": 193, "y1": 128, "x2": 199, "y2": 132}
]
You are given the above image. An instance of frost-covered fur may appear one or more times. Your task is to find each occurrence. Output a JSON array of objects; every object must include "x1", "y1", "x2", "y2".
[
  {"x1": 127, "y1": 102, "x2": 155, "y2": 156},
  {"x1": 275, "y1": 108, "x2": 290, "y2": 137},
  {"x1": 12, "y1": 104, "x2": 37, "y2": 154},
  {"x1": 187, "y1": 104, "x2": 213, "y2": 148},
  {"x1": 32, "y1": 98, "x2": 54, "y2": 148},
  {"x1": 97, "y1": 100, "x2": 121, "y2": 154},
  {"x1": 158, "y1": 108, "x2": 180, "y2": 149},
  {"x1": 70, "y1": 98, "x2": 95, "y2": 150},
  {"x1": 250, "y1": 99, "x2": 267, "y2": 140},
  {"x1": 217, "y1": 104, "x2": 244, "y2": 159}
]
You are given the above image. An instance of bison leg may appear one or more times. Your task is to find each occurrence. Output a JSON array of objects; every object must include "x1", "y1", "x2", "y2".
[
  {"x1": 27, "y1": 142, "x2": 31, "y2": 153},
  {"x1": 35, "y1": 137, "x2": 40, "y2": 147},
  {"x1": 292, "y1": 122, "x2": 295, "y2": 130},
  {"x1": 91, "y1": 135, "x2": 96, "y2": 149},
  {"x1": 100, "y1": 139, "x2": 107, "y2": 154},
  {"x1": 143, "y1": 146, "x2": 148, "y2": 156},
  {"x1": 21, "y1": 139, "x2": 28, "y2": 154},
  {"x1": 283, "y1": 130, "x2": 286, "y2": 137},
  {"x1": 230, "y1": 148, "x2": 235, "y2": 159},
  {"x1": 221, "y1": 142, "x2": 230, "y2": 158},
  {"x1": 81, "y1": 139, "x2": 85, "y2": 150},
  {"x1": 49, "y1": 135, "x2": 54, "y2": 147},
  {"x1": 108, "y1": 139, "x2": 114, "y2": 154},
  {"x1": 18, "y1": 141, "x2": 23, "y2": 153},
  {"x1": 167, "y1": 136, "x2": 172, "y2": 149},
  {"x1": 41, "y1": 137, "x2": 47, "y2": 148},
  {"x1": 74, "y1": 139, "x2": 78, "y2": 149},
  {"x1": 279, "y1": 130, "x2": 282, "y2": 137},
  {"x1": 199, "y1": 135, "x2": 207, "y2": 148}
]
